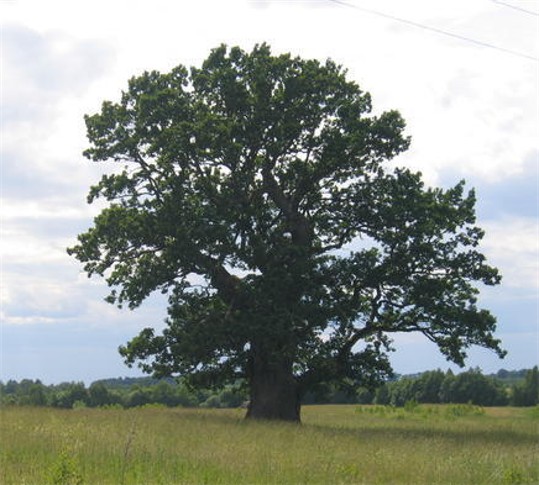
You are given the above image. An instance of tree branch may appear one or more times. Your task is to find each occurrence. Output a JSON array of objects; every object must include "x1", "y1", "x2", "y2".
[
  {"x1": 261, "y1": 164, "x2": 312, "y2": 247},
  {"x1": 192, "y1": 252, "x2": 242, "y2": 303},
  {"x1": 133, "y1": 151, "x2": 164, "y2": 204}
]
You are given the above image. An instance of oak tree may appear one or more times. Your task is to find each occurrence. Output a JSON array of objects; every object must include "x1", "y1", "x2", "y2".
[{"x1": 69, "y1": 44, "x2": 504, "y2": 421}]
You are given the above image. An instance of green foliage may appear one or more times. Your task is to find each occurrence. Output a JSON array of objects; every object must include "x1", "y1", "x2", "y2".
[
  {"x1": 47, "y1": 450, "x2": 84, "y2": 485},
  {"x1": 511, "y1": 366, "x2": 539, "y2": 406},
  {"x1": 445, "y1": 403, "x2": 485, "y2": 417},
  {"x1": 502, "y1": 466, "x2": 526, "y2": 485},
  {"x1": 446, "y1": 367, "x2": 507, "y2": 406},
  {"x1": 87, "y1": 382, "x2": 111, "y2": 407},
  {"x1": 0, "y1": 368, "x2": 523, "y2": 410},
  {"x1": 404, "y1": 399, "x2": 419, "y2": 412},
  {"x1": 51, "y1": 383, "x2": 89, "y2": 409},
  {"x1": 68, "y1": 44, "x2": 504, "y2": 417},
  {"x1": 374, "y1": 383, "x2": 391, "y2": 405},
  {"x1": 0, "y1": 379, "x2": 49, "y2": 406},
  {"x1": 375, "y1": 368, "x2": 508, "y2": 407},
  {"x1": 0, "y1": 377, "x2": 249, "y2": 410},
  {"x1": 356, "y1": 402, "x2": 485, "y2": 419},
  {"x1": 495, "y1": 369, "x2": 529, "y2": 385}
]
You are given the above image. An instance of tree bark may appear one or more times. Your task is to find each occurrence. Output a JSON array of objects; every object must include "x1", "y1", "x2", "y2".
[{"x1": 246, "y1": 350, "x2": 301, "y2": 422}]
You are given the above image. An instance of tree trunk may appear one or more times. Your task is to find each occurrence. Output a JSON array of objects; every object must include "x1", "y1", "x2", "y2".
[{"x1": 246, "y1": 350, "x2": 301, "y2": 422}]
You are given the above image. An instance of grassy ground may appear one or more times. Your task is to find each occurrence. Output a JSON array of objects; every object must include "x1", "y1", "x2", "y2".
[{"x1": 0, "y1": 404, "x2": 537, "y2": 484}]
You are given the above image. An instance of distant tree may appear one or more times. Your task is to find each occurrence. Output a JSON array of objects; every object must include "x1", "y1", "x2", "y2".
[
  {"x1": 69, "y1": 44, "x2": 504, "y2": 421},
  {"x1": 379, "y1": 368, "x2": 508, "y2": 407},
  {"x1": 216, "y1": 385, "x2": 248, "y2": 408},
  {"x1": 493, "y1": 368, "x2": 528, "y2": 386},
  {"x1": 445, "y1": 368, "x2": 506, "y2": 406},
  {"x1": 497, "y1": 369, "x2": 510, "y2": 380},
  {"x1": 439, "y1": 370, "x2": 456, "y2": 403},
  {"x1": 125, "y1": 386, "x2": 152, "y2": 408},
  {"x1": 52, "y1": 382, "x2": 88, "y2": 409},
  {"x1": 88, "y1": 382, "x2": 113, "y2": 407},
  {"x1": 356, "y1": 387, "x2": 375, "y2": 405},
  {"x1": 385, "y1": 378, "x2": 410, "y2": 407},
  {"x1": 173, "y1": 382, "x2": 199, "y2": 407},
  {"x1": 25, "y1": 382, "x2": 48, "y2": 406},
  {"x1": 200, "y1": 394, "x2": 222, "y2": 408},
  {"x1": 1, "y1": 381, "x2": 19, "y2": 405},
  {"x1": 374, "y1": 384, "x2": 390, "y2": 405},
  {"x1": 151, "y1": 381, "x2": 180, "y2": 406},
  {"x1": 512, "y1": 366, "x2": 539, "y2": 406},
  {"x1": 417, "y1": 369, "x2": 446, "y2": 403},
  {"x1": 9, "y1": 380, "x2": 49, "y2": 406},
  {"x1": 302, "y1": 380, "x2": 358, "y2": 404},
  {"x1": 3, "y1": 380, "x2": 18, "y2": 395}
]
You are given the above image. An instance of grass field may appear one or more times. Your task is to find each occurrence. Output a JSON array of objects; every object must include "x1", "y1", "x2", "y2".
[{"x1": 1, "y1": 404, "x2": 537, "y2": 484}]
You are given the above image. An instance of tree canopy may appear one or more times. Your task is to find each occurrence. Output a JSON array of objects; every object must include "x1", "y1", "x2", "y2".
[{"x1": 69, "y1": 44, "x2": 504, "y2": 421}]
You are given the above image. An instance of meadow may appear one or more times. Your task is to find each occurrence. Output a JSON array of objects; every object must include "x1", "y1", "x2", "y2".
[{"x1": 1, "y1": 404, "x2": 537, "y2": 484}]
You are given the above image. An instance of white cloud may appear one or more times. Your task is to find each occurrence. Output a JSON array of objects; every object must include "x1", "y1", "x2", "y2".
[
  {"x1": 1, "y1": 271, "x2": 89, "y2": 324},
  {"x1": 0, "y1": 229, "x2": 68, "y2": 265},
  {"x1": 1, "y1": 199, "x2": 92, "y2": 221},
  {"x1": 481, "y1": 216, "x2": 539, "y2": 289},
  {"x1": 1, "y1": 24, "x2": 114, "y2": 124},
  {"x1": 0, "y1": 198, "x2": 98, "y2": 269}
]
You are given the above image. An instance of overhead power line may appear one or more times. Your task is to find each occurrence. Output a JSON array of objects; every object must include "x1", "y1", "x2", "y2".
[
  {"x1": 327, "y1": 0, "x2": 538, "y2": 62},
  {"x1": 490, "y1": 0, "x2": 539, "y2": 17}
]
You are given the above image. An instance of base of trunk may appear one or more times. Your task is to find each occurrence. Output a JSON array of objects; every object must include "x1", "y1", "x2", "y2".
[
  {"x1": 246, "y1": 395, "x2": 300, "y2": 422},
  {"x1": 246, "y1": 359, "x2": 301, "y2": 422}
]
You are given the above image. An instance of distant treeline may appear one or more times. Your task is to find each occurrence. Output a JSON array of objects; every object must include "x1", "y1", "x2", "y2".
[{"x1": 1, "y1": 367, "x2": 537, "y2": 409}]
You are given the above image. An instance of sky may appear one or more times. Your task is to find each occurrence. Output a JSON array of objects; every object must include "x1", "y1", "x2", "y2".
[{"x1": 1, "y1": 0, "x2": 538, "y2": 385}]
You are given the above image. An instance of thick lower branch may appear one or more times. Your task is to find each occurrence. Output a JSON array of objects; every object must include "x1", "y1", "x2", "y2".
[{"x1": 193, "y1": 252, "x2": 241, "y2": 303}]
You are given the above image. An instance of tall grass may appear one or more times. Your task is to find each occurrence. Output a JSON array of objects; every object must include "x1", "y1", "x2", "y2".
[{"x1": 1, "y1": 404, "x2": 537, "y2": 484}]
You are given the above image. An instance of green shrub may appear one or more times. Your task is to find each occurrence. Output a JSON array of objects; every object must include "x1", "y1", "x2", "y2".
[
  {"x1": 47, "y1": 450, "x2": 83, "y2": 485},
  {"x1": 444, "y1": 403, "x2": 485, "y2": 417}
]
